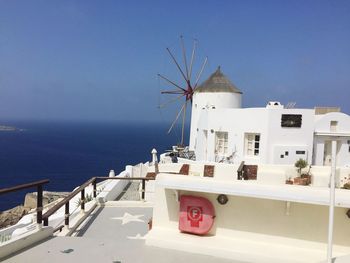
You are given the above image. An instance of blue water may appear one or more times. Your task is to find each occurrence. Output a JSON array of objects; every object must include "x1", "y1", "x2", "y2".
[{"x1": 0, "y1": 121, "x2": 188, "y2": 211}]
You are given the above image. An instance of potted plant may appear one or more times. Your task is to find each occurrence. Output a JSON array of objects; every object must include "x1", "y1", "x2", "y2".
[
  {"x1": 285, "y1": 176, "x2": 293, "y2": 185},
  {"x1": 301, "y1": 165, "x2": 312, "y2": 185},
  {"x1": 342, "y1": 182, "x2": 350, "y2": 190},
  {"x1": 294, "y1": 159, "x2": 311, "y2": 185}
]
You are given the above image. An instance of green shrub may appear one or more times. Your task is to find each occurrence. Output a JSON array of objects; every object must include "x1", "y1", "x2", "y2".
[{"x1": 295, "y1": 159, "x2": 308, "y2": 175}]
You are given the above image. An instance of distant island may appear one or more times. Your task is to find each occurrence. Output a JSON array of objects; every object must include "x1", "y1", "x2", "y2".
[{"x1": 0, "y1": 125, "x2": 20, "y2": 131}]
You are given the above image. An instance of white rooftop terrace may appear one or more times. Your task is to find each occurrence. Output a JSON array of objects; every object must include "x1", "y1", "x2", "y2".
[
  {"x1": 2, "y1": 160, "x2": 350, "y2": 263},
  {"x1": 2, "y1": 202, "x2": 240, "y2": 263}
]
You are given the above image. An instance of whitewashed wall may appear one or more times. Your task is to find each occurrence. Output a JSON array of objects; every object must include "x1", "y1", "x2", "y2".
[
  {"x1": 191, "y1": 105, "x2": 350, "y2": 167},
  {"x1": 189, "y1": 91, "x2": 241, "y2": 151},
  {"x1": 193, "y1": 107, "x2": 316, "y2": 166},
  {"x1": 314, "y1": 112, "x2": 350, "y2": 132},
  {"x1": 266, "y1": 108, "x2": 315, "y2": 165},
  {"x1": 313, "y1": 112, "x2": 350, "y2": 167}
]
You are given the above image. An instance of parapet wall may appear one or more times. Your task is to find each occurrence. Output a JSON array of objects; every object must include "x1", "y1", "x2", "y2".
[{"x1": 158, "y1": 161, "x2": 350, "y2": 188}]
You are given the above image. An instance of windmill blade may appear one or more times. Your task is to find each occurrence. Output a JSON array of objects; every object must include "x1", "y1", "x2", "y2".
[
  {"x1": 180, "y1": 35, "x2": 189, "y2": 80},
  {"x1": 193, "y1": 56, "x2": 208, "y2": 89},
  {"x1": 166, "y1": 47, "x2": 188, "y2": 83},
  {"x1": 158, "y1": 94, "x2": 184, "y2": 109},
  {"x1": 188, "y1": 39, "x2": 197, "y2": 81},
  {"x1": 167, "y1": 102, "x2": 186, "y2": 134},
  {"x1": 158, "y1": 74, "x2": 186, "y2": 92},
  {"x1": 161, "y1": 90, "x2": 184, "y2": 94}
]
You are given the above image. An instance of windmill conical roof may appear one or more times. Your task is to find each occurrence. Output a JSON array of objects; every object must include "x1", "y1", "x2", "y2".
[{"x1": 195, "y1": 66, "x2": 242, "y2": 94}]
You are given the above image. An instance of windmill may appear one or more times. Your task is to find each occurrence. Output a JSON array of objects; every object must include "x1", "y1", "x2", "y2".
[{"x1": 158, "y1": 36, "x2": 208, "y2": 146}]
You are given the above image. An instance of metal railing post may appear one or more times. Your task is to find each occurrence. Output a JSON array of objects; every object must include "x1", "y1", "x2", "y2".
[
  {"x1": 81, "y1": 189, "x2": 85, "y2": 211},
  {"x1": 93, "y1": 179, "x2": 97, "y2": 198},
  {"x1": 0, "y1": 179, "x2": 49, "y2": 225},
  {"x1": 37, "y1": 184, "x2": 43, "y2": 225},
  {"x1": 141, "y1": 179, "x2": 146, "y2": 200},
  {"x1": 237, "y1": 161, "x2": 245, "y2": 180},
  {"x1": 65, "y1": 202, "x2": 70, "y2": 227},
  {"x1": 39, "y1": 177, "x2": 155, "y2": 226}
]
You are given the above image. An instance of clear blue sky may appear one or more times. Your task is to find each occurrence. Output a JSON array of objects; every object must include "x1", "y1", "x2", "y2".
[{"x1": 0, "y1": 0, "x2": 349, "y2": 122}]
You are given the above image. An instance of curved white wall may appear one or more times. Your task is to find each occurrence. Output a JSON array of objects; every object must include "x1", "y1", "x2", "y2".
[
  {"x1": 189, "y1": 92, "x2": 241, "y2": 151},
  {"x1": 314, "y1": 112, "x2": 350, "y2": 133},
  {"x1": 193, "y1": 92, "x2": 242, "y2": 110}
]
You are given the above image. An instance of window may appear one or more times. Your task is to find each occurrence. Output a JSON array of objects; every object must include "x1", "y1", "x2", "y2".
[
  {"x1": 245, "y1": 133, "x2": 260, "y2": 156},
  {"x1": 285, "y1": 151, "x2": 289, "y2": 156},
  {"x1": 296, "y1": 150, "x2": 306, "y2": 155},
  {"x1": 281, "y1": 114, "x2": 302, "y2": 128},
  {"x1": 330, "y1": 121, "x2": 338, "y2": 132},
  {"x1": 215, "y1": 132, "x2": 228, "y2": 155}
]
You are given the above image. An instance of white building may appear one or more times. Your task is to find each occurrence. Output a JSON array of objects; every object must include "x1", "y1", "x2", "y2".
[{"x1": 189, "y1": 67, "x2": 350, "y2": 167}]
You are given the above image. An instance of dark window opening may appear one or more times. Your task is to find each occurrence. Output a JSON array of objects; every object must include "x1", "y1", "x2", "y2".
[
  {"x1": 280, "y1": 155, "x2": 284, "y2": 158},
  {"x1": 246, "y1": 133, "x2": 260, "y2": 156},
  {"x1": 281, "y1": 114, "x2": 302, "y2": 128},
  {"x1": 285, "y1": 151, "x2": 289, "y2": 156},
  {"x1": 296, "y1": 150, "x2": 306, "y2": 155}
]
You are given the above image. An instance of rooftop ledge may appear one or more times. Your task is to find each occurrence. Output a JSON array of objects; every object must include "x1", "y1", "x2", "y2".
[
  {"x1": 314, "y1": 131, "x2": 350, "y2": 137},
  {"x1": 156, "y1": 173, "x2": 350, "y2": 208}
]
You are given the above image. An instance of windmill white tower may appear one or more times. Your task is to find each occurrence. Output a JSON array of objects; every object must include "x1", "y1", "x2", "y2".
[{"x1": 189, "y1": 66, "x2": 243, "y2": 151}]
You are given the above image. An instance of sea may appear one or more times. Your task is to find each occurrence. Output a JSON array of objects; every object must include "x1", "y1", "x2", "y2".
[{"x1": 0, "y1": 120, "x2": 188, "y2": 211}]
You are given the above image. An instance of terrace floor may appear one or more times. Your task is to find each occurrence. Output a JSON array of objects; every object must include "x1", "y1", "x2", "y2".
[{"x1": 2, "y1": 203, "x2": 240, "y2": 263}]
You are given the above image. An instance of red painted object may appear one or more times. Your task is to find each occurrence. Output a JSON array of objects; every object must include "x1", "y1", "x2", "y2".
[{"x1": 179, "y1": 195, "x2": 215, "y2": 235}]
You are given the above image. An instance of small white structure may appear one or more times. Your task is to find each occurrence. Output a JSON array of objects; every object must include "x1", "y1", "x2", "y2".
[
  {"x1": 189, "y1": 67, "x2": 350, "y2": 168},
  {"x1": 151, "y1": 148, "x2": 158, "y2": 165}
]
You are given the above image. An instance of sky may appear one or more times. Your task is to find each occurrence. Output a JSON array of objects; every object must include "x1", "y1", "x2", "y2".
[{"x1": 0, "y1": 0, "x2": 349, "y2": 123}]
